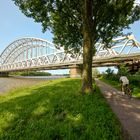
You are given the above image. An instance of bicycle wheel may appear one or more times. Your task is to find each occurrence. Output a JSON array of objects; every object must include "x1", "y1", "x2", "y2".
[{"x1": 126, "y1": 87, "x2": 132, "y2": 99}]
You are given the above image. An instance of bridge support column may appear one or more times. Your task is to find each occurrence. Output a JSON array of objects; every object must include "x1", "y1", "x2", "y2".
[
  {"x1": 69, "y1": 65, "x2": 82, "y2": 78},
  {"x1": 0, "y1": 72, "x2": 9, "y2": 77}
]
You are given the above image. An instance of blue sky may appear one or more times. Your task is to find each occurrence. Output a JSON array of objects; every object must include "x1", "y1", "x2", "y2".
[
  {"x1": 0, "y1": 0, "x2": 140, "y2": 74},
  {"x1": 0, "y1": 0, "x2": 53, "y2": 53}
]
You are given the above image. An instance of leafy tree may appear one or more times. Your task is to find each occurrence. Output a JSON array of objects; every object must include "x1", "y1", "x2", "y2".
[
  {"x1": 10, "y1": 71, "x2": 51, "y2": 76},
  {"x1": 106, "y1": 68, "x2": 114, "y2": 76},
  {"x1": 117, "y1": 64, "x2": 130, "y2": 76},
  {"x1": 135, "y1": 69, "x2": 140, "y2": 75},
  {"x1": 12, "y1": 0, "x2": 140, "y2": 94}
]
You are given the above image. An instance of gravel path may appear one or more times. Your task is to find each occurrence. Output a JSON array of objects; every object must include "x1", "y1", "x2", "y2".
[
  {"x1": 95, "y1": 79, "x2": 140, "y2": 140},
  {"x1": 0, "y1": 77, "x2": 46, "y2": 94}
]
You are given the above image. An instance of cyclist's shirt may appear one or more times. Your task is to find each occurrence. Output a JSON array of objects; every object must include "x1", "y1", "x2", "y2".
[{"x1": 119, "y1": 76, "x2": 129, "y2": 85}]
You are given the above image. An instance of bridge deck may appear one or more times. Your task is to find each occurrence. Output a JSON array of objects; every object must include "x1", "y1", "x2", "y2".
[{"x1": 0, "y1": 53, "x2": 140, "y2": 72}]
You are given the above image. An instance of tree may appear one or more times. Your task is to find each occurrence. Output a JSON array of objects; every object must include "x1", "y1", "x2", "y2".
[
  {"x1": 106, "y1": 68, "x2": 114, "y2": 76},
  {"x1": 117, "y1": 64, "x2": 130, "y2": 76},
  {"x1": 12, "y1": 0, "x2": 140, "y2": 94},
  {"x1": 135, "y1": 69, "x2": 140, "y2": 75}
]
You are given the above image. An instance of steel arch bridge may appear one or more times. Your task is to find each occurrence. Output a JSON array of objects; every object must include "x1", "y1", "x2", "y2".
[{"x1": 0, "y1": 35, "x2": 140, "y2": 72}]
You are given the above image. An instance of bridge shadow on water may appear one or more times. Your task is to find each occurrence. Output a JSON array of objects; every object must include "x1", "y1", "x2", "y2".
[{"x1": 0, "y1": 79, "x2": 122, "y2": 140}]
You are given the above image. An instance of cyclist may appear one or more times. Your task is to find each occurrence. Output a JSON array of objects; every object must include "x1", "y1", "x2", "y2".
[{"x1": 119, "y1": 76, "x2": 129, "y2": 94}]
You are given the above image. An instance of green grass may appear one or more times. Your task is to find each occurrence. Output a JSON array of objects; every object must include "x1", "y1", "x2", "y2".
[
  {"x1": 10, "y1": 71, "x2": 51, "y2": 76},
  {"x1": 0, "y1": 78, "x2": 123, "y2": 140},
  {"x1": 101, "y1": 77, "x2": 140, "y2": 98},
  {"x1": 101, "y1": 78, "x2": 121, "y2": 90}
]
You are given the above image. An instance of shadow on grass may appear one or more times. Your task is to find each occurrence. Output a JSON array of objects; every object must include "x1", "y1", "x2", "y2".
[{"x1": 0, "y1": 79, "x2": 123, "y2": 140}]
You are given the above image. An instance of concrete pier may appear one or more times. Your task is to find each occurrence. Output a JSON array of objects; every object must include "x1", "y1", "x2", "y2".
[{"x1": 69, "y1": 65, "x2": 82, "y2": 78}]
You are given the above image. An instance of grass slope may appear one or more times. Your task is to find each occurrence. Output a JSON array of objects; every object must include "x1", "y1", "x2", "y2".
[
  {"x1": 101, "y1": 78, "x2": 121, "y2": 90},
  {"x1": 0, "y1": 79, "x2": 123, "y2": 140}
]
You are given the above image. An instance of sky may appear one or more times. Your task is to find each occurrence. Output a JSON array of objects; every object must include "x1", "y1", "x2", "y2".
[{"x1": 0, "y1": 0, "x2": 140, "y2": 74}]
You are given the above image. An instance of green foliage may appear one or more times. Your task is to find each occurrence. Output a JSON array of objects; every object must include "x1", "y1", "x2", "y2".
[
  {"x1": 106, "y1": 68, "x2": 114, "y2": 76},
  {"x1": 10, "y1": 71, "x2": 51, "y2": 76},
  {"x1": 118, "y1": 64, "x2": 130, "y2": 76},
  {"x1": 12, "y1": 0, "x2": 140, "y2": 49},
  {"x1": 101, "y1": 76, "x2": 121, "y2": 90},
  {"x1": 130, "y1": 70, "x2": 140, "y2": 87},
  {"x1": 135, "y1": 69, "x2": 140, "y2": 75},
  {"x1": 128, "y1": 75, "x2": 140, "y2": 87},
  {"x1": 101, "y1": 65, "x2": 140, "y2": 98},
  {"x1": 101, "y1": 74, "x2": 140, "y2": 98},
  {"x1": 102, "y1": 71, "x2": 119, "y2": 85},
  {"x1": 0, "y1": 79, "x2": 123, "y2": 139},
  {"x1": 103, "y1": 68, "x2": 117, "y2": 81},
  {"x1": 12, "y1": 0, "x2": 140, "y2": 92}
]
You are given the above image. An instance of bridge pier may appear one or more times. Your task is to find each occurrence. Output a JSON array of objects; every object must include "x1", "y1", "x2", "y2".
[
  {"x1": 0, "y1": 72, "x2": 9, "y2": 77},
  {"x1": 69, "y1": 65, "x2": 82, "y2": 78}
]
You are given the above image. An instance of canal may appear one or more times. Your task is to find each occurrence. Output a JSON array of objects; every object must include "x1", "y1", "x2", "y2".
[{"x1": 0, "y1": 76, "x2": 66, "y2": 94}]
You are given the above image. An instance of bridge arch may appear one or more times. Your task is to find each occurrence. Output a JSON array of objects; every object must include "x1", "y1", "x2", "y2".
[
  {"x1": 0, "y1": 37, "x2": 64, "y2": 65},
  {"x1": 0, "y1": 35, "x2": 140, "y2": 72}
]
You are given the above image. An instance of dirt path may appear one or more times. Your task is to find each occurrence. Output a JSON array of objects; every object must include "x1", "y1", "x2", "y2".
[{"x1": 95, "y1": 79, "x2": 140, "y2": 140}]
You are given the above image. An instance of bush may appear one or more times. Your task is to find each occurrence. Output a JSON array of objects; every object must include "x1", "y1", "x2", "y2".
[
  {"x1": 10, "y1": 71, "x2": 51, "y2": 76},
  {"x1": 118, "y1": 64, "x2": 130, "y2": 76},
  {"x1": 102, "y1": 68, "x2": 119, "y2": 82},
  {"x1": 128, "y1": 75, "x2": 140, "y2": 87}
]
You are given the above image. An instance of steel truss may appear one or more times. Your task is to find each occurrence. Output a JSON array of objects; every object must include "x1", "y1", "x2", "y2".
[{"x1": 0, "y1": 35, "x2": 140, "y2": 71}]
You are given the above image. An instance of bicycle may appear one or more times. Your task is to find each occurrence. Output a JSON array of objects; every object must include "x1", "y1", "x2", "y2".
[{"x1": 124, "y1": 85, "x2": 132, "y2": 99}]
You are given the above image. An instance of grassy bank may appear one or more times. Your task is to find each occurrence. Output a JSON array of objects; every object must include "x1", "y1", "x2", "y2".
[
  {"x1": 101, "y1": 77, "x2": 140, "y2": 98},
  {"x1": 101, "y1": 77, "x2": 120, "y2": 90},
  {"x1": 0, "y1": 79, "x2": 123, "y2": 140},
  {"x1": 10, "y1": 71, "x2": 51, "y2": 76}
]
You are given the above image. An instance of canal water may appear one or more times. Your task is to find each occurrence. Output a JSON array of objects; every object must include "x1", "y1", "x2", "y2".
[
  {"x1": 15, "y1": 75, "x2": 67, "y2": 79},
  {"x1": 0, "y1": 76, "x2": 67, "y2": 94}
]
